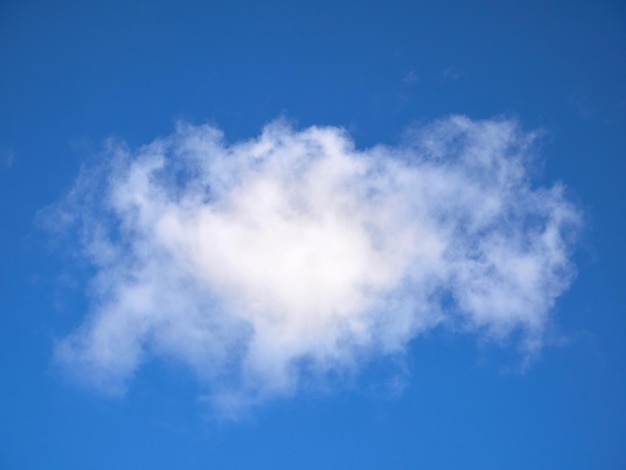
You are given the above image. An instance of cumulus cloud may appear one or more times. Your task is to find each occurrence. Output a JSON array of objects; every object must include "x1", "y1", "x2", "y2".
[{"x1": 45, "y1": 116, "x2": 580, "y2": 410}]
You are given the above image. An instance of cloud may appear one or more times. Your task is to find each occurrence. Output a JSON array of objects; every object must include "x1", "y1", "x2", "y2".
[
  {"x1": 0, "y1": 147, "x2": 15, "y2": 169},
  {"x1": 45, "y1": 116, "x2": 580, "y2": 411},
  {"x1": 402, "y1": 70, "x2": 419, "y2": 85},
  {"x1": 442, "y1": 66, "x2": 462, "y2": 81}
]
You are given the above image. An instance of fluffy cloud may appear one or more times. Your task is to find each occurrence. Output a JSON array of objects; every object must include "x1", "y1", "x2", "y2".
[{"x1": 47, "y1": 116, "x2": 580, "y2": 410}]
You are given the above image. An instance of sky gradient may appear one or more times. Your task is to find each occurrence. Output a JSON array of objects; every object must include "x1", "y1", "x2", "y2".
[{"x1": 1, "y1": 1, "x2": 625, "y2": 468}]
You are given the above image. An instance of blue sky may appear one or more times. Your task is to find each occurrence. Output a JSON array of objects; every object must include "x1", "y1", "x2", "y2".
[{"x1": 1, "y1": 0, "x2": 625, "y2": 468}]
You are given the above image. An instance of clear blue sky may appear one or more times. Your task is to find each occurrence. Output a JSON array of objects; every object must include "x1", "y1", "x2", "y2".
[{"x1": 1, "y1": 1, "x2": 625, "y2": 469}]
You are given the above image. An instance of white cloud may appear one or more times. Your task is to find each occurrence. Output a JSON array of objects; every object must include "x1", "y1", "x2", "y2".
[{"x1": 46, "y1": 116, "x2": 580, "y2": 410}]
